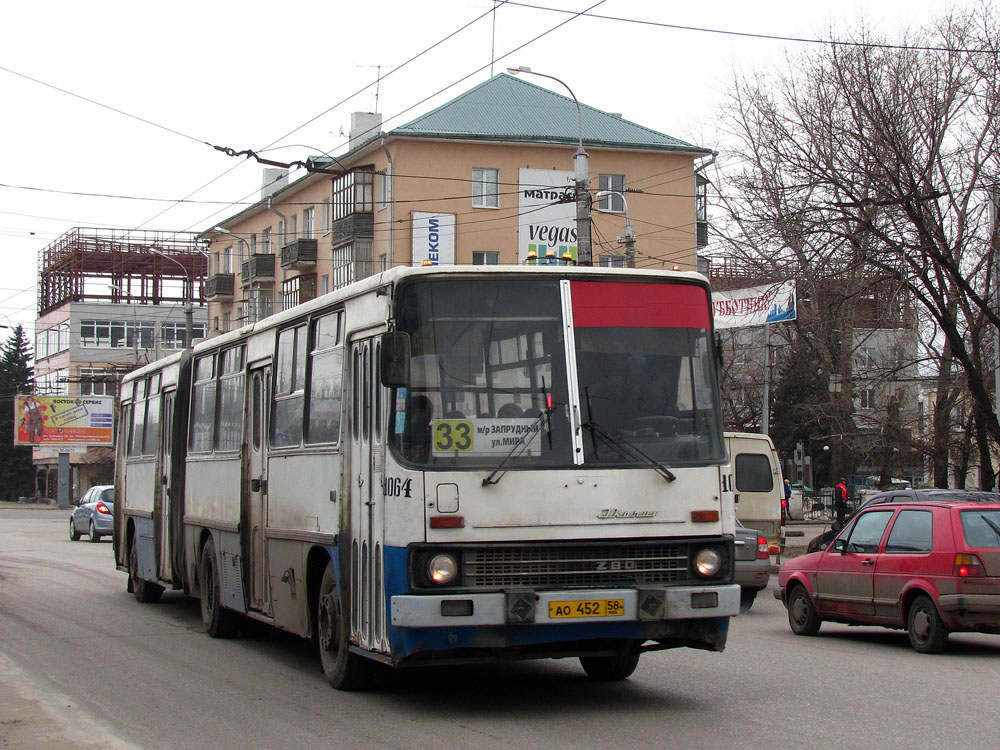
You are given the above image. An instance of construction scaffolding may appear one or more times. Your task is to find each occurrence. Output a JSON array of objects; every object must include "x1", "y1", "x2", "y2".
[{"x1": 38, "y1": 227, "x2": 208, "y2": 314}]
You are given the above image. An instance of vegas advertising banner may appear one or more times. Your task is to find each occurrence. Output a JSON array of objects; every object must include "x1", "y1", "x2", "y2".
[
  {"x1": 15, "y1": 394, "x2": 115, "y2": 446},
  {"x1": 713, "y1": 281, "x2": 797, "y2": 329},
  {"x1": 518, "y1": 168, "x2": 577, "y2": 263},
  {"x1": 411, "y1": 212, "x2": 456, "y2": 266}
]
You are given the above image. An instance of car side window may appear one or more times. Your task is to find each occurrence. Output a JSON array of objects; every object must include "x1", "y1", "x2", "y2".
[
  {"x1": 885, "y1": 510, "x2": 933, "y2": 553},
  {"x1": 844, "y1": 510, "x2": 893, "y2": 553}
]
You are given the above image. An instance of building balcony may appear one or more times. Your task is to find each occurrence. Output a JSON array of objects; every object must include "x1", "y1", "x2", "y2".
[
  {"x1": 205, "y1": 273, "x2": 235, "y2": 300},
  {"x1": 696, "y1": 220, "x2": 709, "y2": 249},
  {"x1": 241, "y1": 254, "x2": 276, "y2": 283},
  {"x1": 331, "y1": 213, "x2": 374, "y2": 247},
  {"x1": 280, "y1": 238, "x2": 318, "y2": 270}
]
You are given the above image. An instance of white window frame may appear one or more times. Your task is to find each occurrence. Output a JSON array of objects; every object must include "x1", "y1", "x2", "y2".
[
  {"x1": 472, "y1": 251, "x2": 500, "y2": 265},
  {"x1": 472, "y1": 167, "x2": 499, "y2": 209},
  {"x1": 303, "y1": 207, "x2": 315, "y2": 239},
  {"x1": 598, "y1": 174, "x2": 625, "y2": 212}
]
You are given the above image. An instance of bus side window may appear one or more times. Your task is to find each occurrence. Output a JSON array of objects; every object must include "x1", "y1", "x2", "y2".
[{"x1": 273, "y1": 325, "x2": 306, "y2": 447}]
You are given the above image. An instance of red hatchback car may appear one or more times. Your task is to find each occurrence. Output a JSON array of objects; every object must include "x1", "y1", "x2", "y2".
[{"x1": 777, "y1": 498, "x2": 1000, "y2": 652}]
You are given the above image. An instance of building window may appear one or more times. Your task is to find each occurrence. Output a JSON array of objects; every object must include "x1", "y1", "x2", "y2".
[
  {"x1": 78, "y1": 367, "x2": 117, "y2": 397},
  {"x1": 222, "y1": 246, "x2": 233, "y2": 273},
  {"x1": 473, "y1": 251, "x2": 499, "y2": 265},
  {"x1": 321, "y1": 275, "x2": 330, "y2": 295},
  {"x1": 303, "y1": 207, "x2": 315, "y2": 239},
  {"x1": 262, "y1": 227, "x2": 272, "y2": 254},
  {"x1": 281, "y1": 275, "x2": 317, "y2": 310},
  {"x1": 378, "y1": 254, "x2": 388, "y2": 272},
  {"x1": 599, "y1": 254, "x2": 626, "y2": 267},
  {"x1": 696, "y1": 174, "x2": 708, "y2": 222},
  {"x1": 378, "y1": 171, "x2": 390, "y2": 211},
  {"x1": 244, "y1": 289, "x2": 273, "y2": 324},
  {"x1": 278, "y1": 219, "x2": 286, "y2": 246},
  {"x1": 472, "y1": 168, "x2": 499, "y2": 208},
  {"x1": 222, "y1": 312, "x2": 232, "y2": 332},
  {"x1": 857, "y1": 388, "x2": 875, "y2": 410},
  {"x1": 332, "y1": 241, "x2": 374, "y2": 290},
  {"x1": 322, "y1": 200, "x2": 331, "y2": 232},
  {"x1": 598, "y1": 174, "x2": 625, "y2": 212},
  {"x1": 289, "y1": 215, "x2": 298, "y2": 243},
  {"x1": 35, "y1": 368, "x2": 68, "y2": 395},
  {"x1": 161, "y1": 322, "x2": 208, "y2": 350},
  {"x1": 251, "y1": 233, "x2": 257, "y2": 254},
  {"x1": 333, "y1": 170, "x2": 374, "y2": 221},
  {"x1": 80, "y1": 320, "x2": 154, "y2": 349},
  {"x1": 35, "y1": 322, "x2": 70, "y2": 360}
]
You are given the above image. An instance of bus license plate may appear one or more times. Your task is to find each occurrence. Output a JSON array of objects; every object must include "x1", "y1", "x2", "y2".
[{"x1": 548, "y1": 598, "x2": 625, "y2": 618}]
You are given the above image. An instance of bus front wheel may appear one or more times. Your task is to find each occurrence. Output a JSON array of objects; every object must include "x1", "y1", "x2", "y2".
[
  {"x1": 579, "y1": 640, "x2": 641, "y2": 680},
  {"x1": 318, "y1": 562, "x2": 374, "y2": 691}
]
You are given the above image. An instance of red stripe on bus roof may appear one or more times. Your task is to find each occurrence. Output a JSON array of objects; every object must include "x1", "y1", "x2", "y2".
[{"x1": 570, "y1": 281, "x2": 710, "y2": 328}]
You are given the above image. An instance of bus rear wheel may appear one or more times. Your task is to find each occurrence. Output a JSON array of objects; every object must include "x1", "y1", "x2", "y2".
[
  {"x1": 579, "y1": 641, "x2": 641, "y2": 681},
  {"x1": 318, "y1": 562, "x2": 374, "y2": 690},
  {"x1": 199, "y1": 537, "x2": 237, "y2": 637}
]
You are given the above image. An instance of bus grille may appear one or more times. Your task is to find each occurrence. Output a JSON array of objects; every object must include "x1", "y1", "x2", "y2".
[{"x1": 462, "y1": 544, "x2": 689, "y2": 588}]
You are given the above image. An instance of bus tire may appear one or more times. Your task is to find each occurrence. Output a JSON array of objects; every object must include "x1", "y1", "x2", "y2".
[
  {"x1": 318, "y1": 562, "x2": 374, "y2": 691},
  {"x1": 580, "y1": 641, "x2": 641, "y2": 681},
  {"x1": 129, "y1": 535, "x2": 163, "y2": 604},
  {"x1": 200, "y1": 537, "x2": 237, "y2": 638}
]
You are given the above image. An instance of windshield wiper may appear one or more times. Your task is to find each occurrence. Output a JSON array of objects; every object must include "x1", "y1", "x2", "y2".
[
  {"x1": 482, "y1": 407, "x2": 552, "y2": 487},
  {"x1": 581, "y1": 420, "x2": 677, "y2": 482},
  {"x1": 581, "y1": 386, "x2": 675, "y2": 482}
]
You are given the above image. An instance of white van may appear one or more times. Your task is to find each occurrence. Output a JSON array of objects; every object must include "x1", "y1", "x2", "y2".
[{"x1": 724, "y1": 432, "x2": 784, "y2": 557}]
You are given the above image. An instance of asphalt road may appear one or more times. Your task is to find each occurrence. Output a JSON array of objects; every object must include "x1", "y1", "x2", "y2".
[{"x1": 3, "y1": 506, "x2": 999, "y2": 749}]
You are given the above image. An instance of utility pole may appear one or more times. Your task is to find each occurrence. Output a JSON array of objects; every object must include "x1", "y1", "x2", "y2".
[{"x1": 507, "y1": 66, "x2": 591, "y2": 265}]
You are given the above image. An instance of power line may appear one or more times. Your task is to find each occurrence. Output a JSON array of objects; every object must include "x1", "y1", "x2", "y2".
[{"x1": 503, "y1": 1, "x2": 997, "y2": 54}]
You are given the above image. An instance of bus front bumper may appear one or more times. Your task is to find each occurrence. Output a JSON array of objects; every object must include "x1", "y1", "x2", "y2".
[{"x1": 391, "y1": 584, "x2": 740, "y2": 628}]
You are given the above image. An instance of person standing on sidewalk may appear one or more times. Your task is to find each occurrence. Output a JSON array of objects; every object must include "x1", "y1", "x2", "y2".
[{"x1": 834, "y1": 478, "x2": 849, "y2": 528}]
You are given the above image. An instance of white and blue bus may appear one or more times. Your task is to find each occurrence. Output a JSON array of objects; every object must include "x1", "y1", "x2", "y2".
[{"x1": 114, "y1": 264, "x2": 739, "y2": 689}]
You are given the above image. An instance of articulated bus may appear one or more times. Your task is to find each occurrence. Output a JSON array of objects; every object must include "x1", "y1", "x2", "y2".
[{"x1": 114, "y1": 264, "x2": 739, "y2": 690}]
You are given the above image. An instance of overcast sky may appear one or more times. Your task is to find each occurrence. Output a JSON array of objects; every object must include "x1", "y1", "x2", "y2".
[{"x1": 1, "y1": 0, "x2": 961, "y2": 337}]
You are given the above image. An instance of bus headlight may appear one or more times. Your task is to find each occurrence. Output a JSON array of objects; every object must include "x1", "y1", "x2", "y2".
[
  {"x1": 694, "y1": 548, "x2": 722, "y2": 578},
  {"x1": 427, "y1": 553, "x2": 458, "y2": 585}
]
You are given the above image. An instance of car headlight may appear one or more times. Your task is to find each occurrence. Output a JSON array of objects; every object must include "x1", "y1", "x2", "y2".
[
  {"x1": 427, "y1": 553, "x2": 458, "y2": 585},
  {"x1": 694, "y1": 547, "x2": 722, "y2": 577}
]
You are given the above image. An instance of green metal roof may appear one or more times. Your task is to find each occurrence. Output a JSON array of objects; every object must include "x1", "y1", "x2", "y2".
[{"x1": 393, "y1": 73, "x2": 709, "y2": 153}]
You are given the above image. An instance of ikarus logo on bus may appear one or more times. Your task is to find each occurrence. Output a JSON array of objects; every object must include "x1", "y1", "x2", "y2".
[{"x1": 597, "y1": 508, "x2": 657, "y2": 519}]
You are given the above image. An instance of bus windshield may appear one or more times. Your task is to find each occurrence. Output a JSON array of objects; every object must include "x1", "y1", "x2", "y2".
[{"x1": 388, "y1": 277, "x2": 724, "y2": 469}]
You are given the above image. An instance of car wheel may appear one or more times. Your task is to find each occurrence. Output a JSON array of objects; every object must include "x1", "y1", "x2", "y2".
[
  {"x1": 88, "y1": 520, "x2": 100, "y2": 543},
  {"x1": 317, "y1": 561, "x2": 375, "y2": 690},
  {"x1": 579, "y1": 640, "x2": 642, "y2": 680},
  {"x1": 69, "y1": 518, "x2": 80, "y2": 541},
  {"x1": 199, "y1": 537, "x2": 237, "y2": 638},
  {"x1": 787, "y1": 584, "x2": 822, "y2": 636},
  {"x1": 907, "y1": 594, "x2": 949, "y2": 654},
  {"x1": 129, "y1": 536, "x2": 163, "y2": 603},
  {"x1": 740, "y1": 589, "x2": 757, "y2": 612}
]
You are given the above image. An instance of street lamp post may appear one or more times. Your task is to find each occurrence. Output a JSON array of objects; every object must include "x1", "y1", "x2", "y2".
[
  {"x1": 212, "y1": 226, "x2": 250, "y2": 271},
  {"x1": 150, "y1": 248, "x2": 194, "y2": 349},
  {"x1": 594, "y1": 190, "x2": 636, "y2": 267},
  {"x1": 506, "y1": 66, "x2": 592, "y2": 266}
]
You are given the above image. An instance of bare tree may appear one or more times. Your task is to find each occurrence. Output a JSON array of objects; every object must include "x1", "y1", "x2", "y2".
[{"x1": 711, "y1": 7, "x2": 1000, "y2": 487}]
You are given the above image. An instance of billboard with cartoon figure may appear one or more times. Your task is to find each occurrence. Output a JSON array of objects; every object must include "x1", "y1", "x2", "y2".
[{"x1": 14, "y1": 395, "x2": 115, "y2": 446}]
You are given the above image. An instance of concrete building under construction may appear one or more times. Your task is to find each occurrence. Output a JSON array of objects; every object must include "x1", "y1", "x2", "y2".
[{"x1": 32, "y1": 227, "x2": 209, "y2": 501}]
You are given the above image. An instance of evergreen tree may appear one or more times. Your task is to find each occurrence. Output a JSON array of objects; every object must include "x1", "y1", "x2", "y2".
[{"x1": 0, "y1": 326, "x2": 35, "y2": 500}]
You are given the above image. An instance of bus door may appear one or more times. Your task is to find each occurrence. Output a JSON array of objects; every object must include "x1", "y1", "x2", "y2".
[
  {"x1": 158, "y1": 389, "x2": 175, "y2": 582},
  {"x1": 349, "y1": 336, "x2": 388, "y2": 653},
  {"x1": 247, "y1": 364, "x2": 271, "y2": 614}
]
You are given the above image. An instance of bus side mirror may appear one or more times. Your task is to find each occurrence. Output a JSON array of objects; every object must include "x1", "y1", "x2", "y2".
[{"x1": 380, "y1": 332, "x2": 410, "y2": 387}]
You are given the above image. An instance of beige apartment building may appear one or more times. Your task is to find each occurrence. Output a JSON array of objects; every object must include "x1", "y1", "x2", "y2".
[{"x1": 200, "y1": 73, "x2": 711, "y2": 331}]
